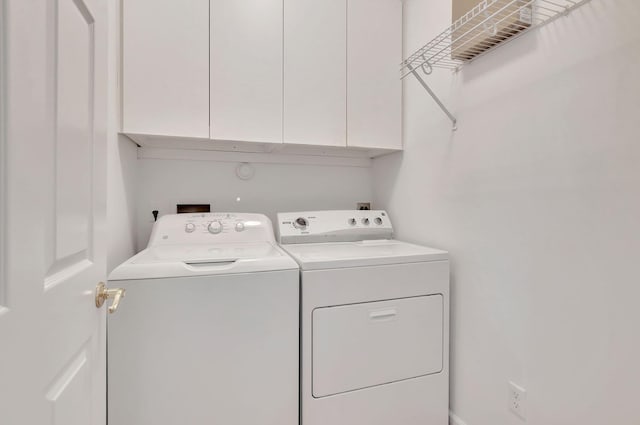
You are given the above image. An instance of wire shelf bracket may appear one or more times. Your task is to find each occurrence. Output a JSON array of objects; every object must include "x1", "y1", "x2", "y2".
[
  {"x1": 401, "y1": 0, "x2": 592, "y2": 130},
  {"x1": 406, "y1": 63, "x2": 458, "y2": 130}
]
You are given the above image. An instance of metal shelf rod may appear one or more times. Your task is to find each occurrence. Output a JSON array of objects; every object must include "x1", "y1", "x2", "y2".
[{"x1": 406, "y1": 63, "x2": 457, "y2": 130}]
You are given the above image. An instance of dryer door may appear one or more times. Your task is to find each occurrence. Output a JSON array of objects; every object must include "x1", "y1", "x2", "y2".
[{"x1": 312, "y1": 295, "x2": 443, "y2": 398}]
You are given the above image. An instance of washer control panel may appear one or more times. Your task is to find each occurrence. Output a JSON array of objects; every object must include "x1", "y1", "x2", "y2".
[
  {"x1": 148, "y1": 213, "x2": 277, "y2": 246},
  {"x1": 277, "y1": 210, "x2": 393, "y2": 244}
]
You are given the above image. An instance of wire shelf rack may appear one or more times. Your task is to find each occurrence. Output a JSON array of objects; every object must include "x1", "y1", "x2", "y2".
[
  {"x1": 400, "y1": 0, "x2": 592, "y2": 129},
  {"x1": 402, "y1": 0, "x2": 591, "y2": 76}
]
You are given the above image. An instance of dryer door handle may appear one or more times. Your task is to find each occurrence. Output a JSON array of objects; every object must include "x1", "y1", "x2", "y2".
[{"x1": 369, "y1": 308, "x2": 397, "y2": 321}]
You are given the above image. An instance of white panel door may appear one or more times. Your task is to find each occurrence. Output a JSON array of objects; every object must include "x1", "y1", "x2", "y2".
[
  {"x1": 0, "y1": 0, "x2": 110, "y2": 424},
  {"x1": 347, "y1": 0, "x2": 402, "y2": 150},
  {"x1": 210, "y1": 0, "x2": 283, "y2": 144},
  {"x1": 284, "y1": 0, "x2": 346, "y2": 147},
  {"x1": 312, "y1": 295, "x2": 443, "y2": 397},
  {"x1": 122, "y1": 0, "x2": 209, "y2": 138}
]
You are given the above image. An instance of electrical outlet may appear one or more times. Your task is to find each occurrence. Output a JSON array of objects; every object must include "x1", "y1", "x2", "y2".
[
  {"x1": 508, "y1": 381, "x2": 527, "y2": 420},
  {"x1": 357, "y1": 202, "x2": 371, "y2": 210}
]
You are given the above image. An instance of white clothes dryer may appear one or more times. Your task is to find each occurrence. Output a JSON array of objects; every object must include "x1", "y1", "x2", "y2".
[
  {"x1": 277, "y1": 210, "x2": 450, "y2": 425},
  {"x1": 108, "y1": 213, "x2": 299, "y2": 425}
]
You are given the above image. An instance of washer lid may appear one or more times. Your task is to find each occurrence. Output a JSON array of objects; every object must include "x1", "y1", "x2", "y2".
[
  {"x1": 108, "y1": 242, "x2": 298, "y2": 280},
  {"x1": 280, "y1": 239, "x2": 448, "y2": 270}
]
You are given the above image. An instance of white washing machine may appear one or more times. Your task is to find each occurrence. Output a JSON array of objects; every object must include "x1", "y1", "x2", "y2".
[
  {"x1": 277, "y1": 210, "x2": 450, "y2": 425},
  {"x1": 107, "y1": 213, "x2": 299, "y2": 425}
]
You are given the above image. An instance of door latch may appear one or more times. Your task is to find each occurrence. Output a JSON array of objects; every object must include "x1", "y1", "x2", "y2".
[{"x1": 95, "y1": 282, "x2": 126, "y2": 314}]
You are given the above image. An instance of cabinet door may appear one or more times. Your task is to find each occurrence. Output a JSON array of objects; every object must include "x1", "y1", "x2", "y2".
[
  {"x1": 313, "y1": 295, "x2": 443, "y2": 397},
  {"x1": 122, "y1": 0, "x2": 209, "y2": 138},
  {"x1": 210, "y1": 0, "x2": 283, "y2": 143},
  {"x1": 347, "y1": 0, "x2": 402, "y2": 150},
  {"x1": 284, "y1": 0, "x2": 346, "y2": 147}
]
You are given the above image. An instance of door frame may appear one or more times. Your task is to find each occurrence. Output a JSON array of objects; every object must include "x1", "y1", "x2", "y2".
[{"x1": 0, "y1": 0, "x2": 6, "y2": 310}]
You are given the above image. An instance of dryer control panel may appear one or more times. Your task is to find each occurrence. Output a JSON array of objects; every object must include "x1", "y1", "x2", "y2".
[
  {"x1": 148, "y1": 213, "x2": 277, "y2": 246},
  {"x1": 277, "y1": 210, "x2": 393, "y2": 244}
]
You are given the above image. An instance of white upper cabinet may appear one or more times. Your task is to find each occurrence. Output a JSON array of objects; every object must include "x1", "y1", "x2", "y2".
[
  {"x1": 284, "y1": 0, "x2": 347, "y2": 147},
  {"x1": 122, "y1": 0, "x2": 210, "y2": 138},
  {"x1": 210, "y1": 0, "x2": 283, "y2": 143},
  {"x1": 347, "y1": 0, "x2": 403, "y2": 150},
  {"x1": 121, "y1": 0, "x2": 402, "y2": 155}
]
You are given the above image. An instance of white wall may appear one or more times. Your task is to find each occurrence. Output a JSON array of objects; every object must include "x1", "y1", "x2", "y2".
[
  {"x1": 106, "y1": 0, "x2": 137, "y2": 272},
  {"x1": 135, "y1": 158, "x2": 373, "y2": 249},
  {"x1": 107, "y1": 135, "x2": 137, "y2": 271},
  {"x1": 374, "y1": 1, "x2": 640, "y2": 424}
]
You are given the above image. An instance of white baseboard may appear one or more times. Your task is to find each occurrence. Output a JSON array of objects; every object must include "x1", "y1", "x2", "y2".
[{"x1": 450, "y1": 410, "x2": 469, "y2": 425}]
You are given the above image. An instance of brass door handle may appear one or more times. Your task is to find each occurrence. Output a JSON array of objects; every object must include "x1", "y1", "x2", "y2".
[{"x1": 95, "y1": 282, "x2": 126, "y2": 314}]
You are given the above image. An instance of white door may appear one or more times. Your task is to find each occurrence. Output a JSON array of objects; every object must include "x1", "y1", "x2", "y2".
[
  {"x1": 284, "y1": 0, "x2": 347, "y2": 147},
  {"x1": 210, "y1": 0, "x2": 283, "y2": 144},
  {"x1": 122, "y1": 0, "x2": 210, "y2": 138},
  {"x1": 0, "y1": 0, "x2": 110, "y2": 424},
  {"x1": 347, "y1": 0, "x2": 402, "y2": 150}
]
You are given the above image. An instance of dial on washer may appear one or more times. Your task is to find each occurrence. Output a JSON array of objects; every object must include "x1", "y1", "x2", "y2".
[
  {"x1": 207, "y1": 221, "x2": 223, "y2": 234},
  {"x1": 293, "y1": 217, "x2": 309, "y2": 229}
]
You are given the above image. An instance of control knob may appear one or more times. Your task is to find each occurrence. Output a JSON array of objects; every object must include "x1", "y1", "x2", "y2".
[
  {"x1": 361, "y1": 218, "x2": 370, "y2": 225},
  {"x1": 185, "y1": 223, "x2": 196, "y2": 233},
  {"x1": 235, "y1": 222, "x2": 245, "y2": 232},
  {"x1": 207, "y1": 221, "x2": 223, "y2": 234},
  {"x1": 348, "y1": 218, "x2": 357, "y2": 226},
  {"x1": 293, "y1": 217, "x2": 309, "y2": 229},
  {"x1": 374, "y1": 217, "x2": 383, "y2": 225}
]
